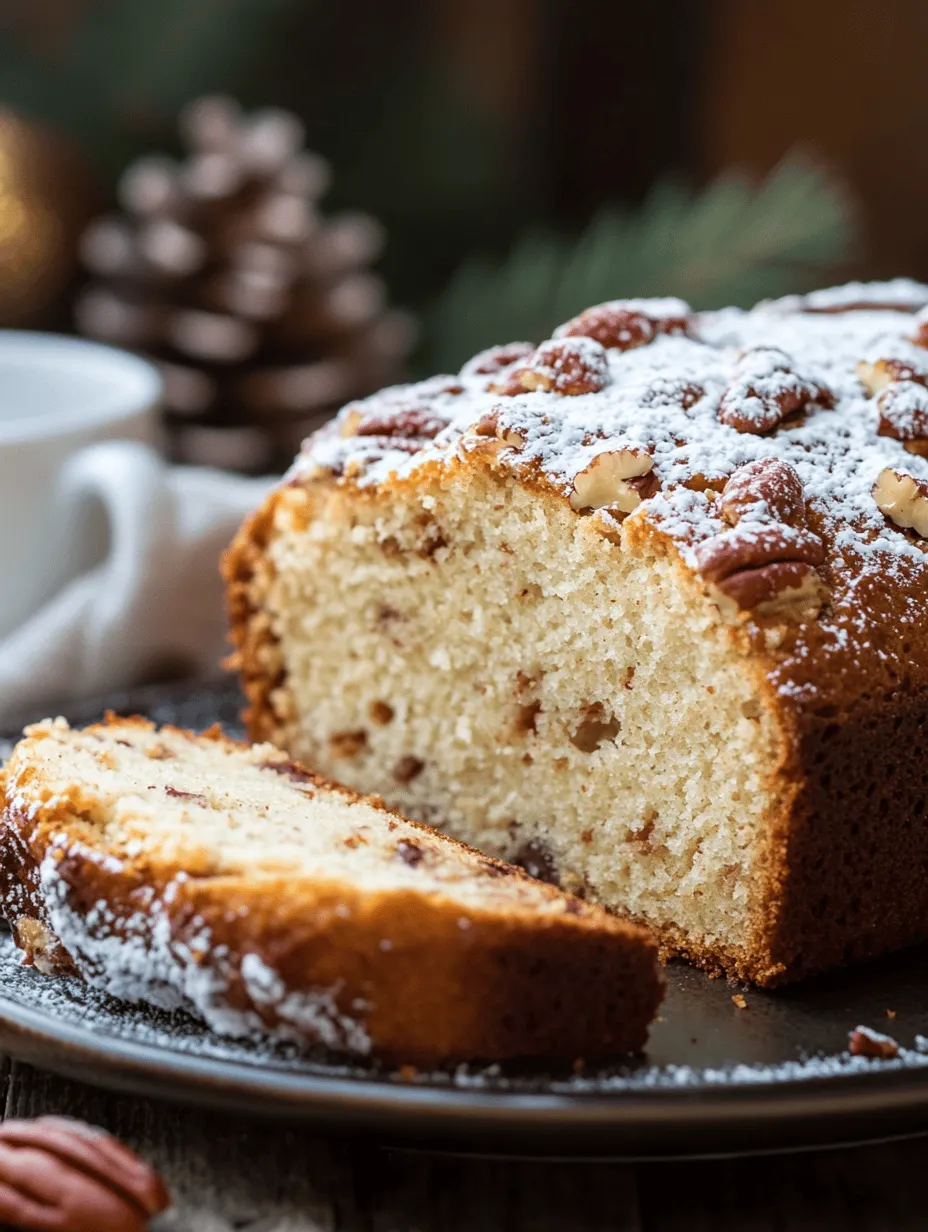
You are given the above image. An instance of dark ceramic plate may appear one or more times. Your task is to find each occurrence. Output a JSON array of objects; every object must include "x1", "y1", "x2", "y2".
[{"x1": 2, "y1": 679, "x2": 928, "y2": 1159}]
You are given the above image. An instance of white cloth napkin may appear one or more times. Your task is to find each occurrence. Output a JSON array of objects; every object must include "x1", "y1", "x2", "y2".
[{"x1": 0, "y1": 441, "x2": 272, "y2": 725}]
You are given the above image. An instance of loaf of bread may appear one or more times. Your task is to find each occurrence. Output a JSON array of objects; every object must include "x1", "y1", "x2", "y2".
[
  {"x1": 225, "y1": 279, "x2": 928, "y2": 987},
  {"x1": 0, "y1": 716, "x2": 662, "y2": 1062}
]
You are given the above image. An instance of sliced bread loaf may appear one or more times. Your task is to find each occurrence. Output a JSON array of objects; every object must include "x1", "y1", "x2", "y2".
[{"x1": 0, "y1": 716, "x2": 663, "y2": 1064}]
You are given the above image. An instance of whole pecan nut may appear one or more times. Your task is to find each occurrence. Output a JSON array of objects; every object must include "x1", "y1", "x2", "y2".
[
  {"x1": 718, "y1": 458, "x2": 807, "y2": 527},
  {"x1": 639, "y1": 377, "x2": 705, "y2": 411},
  {"x1": 717, "y1": 347, "x2": 835, "y2": 435},
  {"x1": 848, "y1": 1026, "x2": 900, "y2": 1059},
  {"x1": 554, "y1": 298, "x2": 691, "y2": 352},
  {"x1": 339, "y1": 380, "x2": 462, "y2": 442},
  {"x1": 0, "y1": 1116, "x2": 169, "y2": 1232}
]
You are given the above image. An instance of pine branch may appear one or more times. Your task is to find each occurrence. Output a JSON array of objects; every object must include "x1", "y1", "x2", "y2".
[{"x1": 426, "y1": 156, "x2": 856, "y2": 372}]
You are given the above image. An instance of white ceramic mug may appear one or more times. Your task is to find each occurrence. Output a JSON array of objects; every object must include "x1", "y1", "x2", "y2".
[{"x1": 0, "y1": 332, "x2": 162, "y2": 640}]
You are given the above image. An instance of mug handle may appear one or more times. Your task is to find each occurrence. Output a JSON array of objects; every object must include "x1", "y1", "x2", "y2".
[{"x1": 55, "y1": 440, "x2": 176, "y2": 690}]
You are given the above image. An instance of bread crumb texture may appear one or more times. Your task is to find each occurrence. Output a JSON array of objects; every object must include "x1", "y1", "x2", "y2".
[{"x1": 259, "y1": 467, "x2": 781, "y2": 973}]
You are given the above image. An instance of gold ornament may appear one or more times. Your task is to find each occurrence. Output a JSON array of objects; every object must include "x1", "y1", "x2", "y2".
[{"x1": 0, "y1": 110, "x2": 97, "y2": 326}]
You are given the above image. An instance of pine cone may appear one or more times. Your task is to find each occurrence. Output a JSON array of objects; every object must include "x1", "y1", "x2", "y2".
[{"x1": 74, "y1": 96, "x2": 416, "y2": 472}]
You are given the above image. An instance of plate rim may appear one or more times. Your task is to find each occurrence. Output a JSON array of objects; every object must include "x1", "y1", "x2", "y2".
[{"x1": 4, "y1": 983, "x2": 928, "y2": 1155}]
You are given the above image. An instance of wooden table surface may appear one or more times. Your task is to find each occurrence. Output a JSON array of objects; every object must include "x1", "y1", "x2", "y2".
[{"x1": 4, "y1": 1057, "x2": 925, "y2": 1231}]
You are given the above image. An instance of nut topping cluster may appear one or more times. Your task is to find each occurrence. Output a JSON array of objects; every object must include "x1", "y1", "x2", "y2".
[
  {"x1": 554, "y1": 299, "x2": 691, "y2": 352},
  {"x1": 717, "y1": 348, "x2": 835, "y2": 435},
  {"x1": 696, "y1": 459, "x2": 826, "y2": 619},
  {"x1": 493, "y1": 336, "x2": 611, "y2": 397}
]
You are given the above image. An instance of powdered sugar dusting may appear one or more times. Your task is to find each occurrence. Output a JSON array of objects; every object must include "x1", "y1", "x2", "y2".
[
  {"x1": 240, "y1": 952, "x2": 371, "y2": 1054},
  {"x1": 766, "y1": 278, "x2": 928, "y2": 314},
  {"x1": 288, "y1": 281, "x2": 928, "y2": 710},
  {"x1": 32, "y1": 840, "x2": 372, "y2": 1055}
]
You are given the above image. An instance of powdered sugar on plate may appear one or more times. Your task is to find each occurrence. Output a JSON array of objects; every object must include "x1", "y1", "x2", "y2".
[{"x1": 0, "y1": 930, "x2": 925, "y2": 1095}]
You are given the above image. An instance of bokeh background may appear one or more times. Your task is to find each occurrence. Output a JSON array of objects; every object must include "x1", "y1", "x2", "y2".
[{"x1": 0, "y1": 0, "x2": 918, "y2": 470}]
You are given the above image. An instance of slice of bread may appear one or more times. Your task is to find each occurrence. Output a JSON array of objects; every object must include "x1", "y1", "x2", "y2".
[{"x1": 0, "y1": 716, "x2": 663, "y2": 1064}]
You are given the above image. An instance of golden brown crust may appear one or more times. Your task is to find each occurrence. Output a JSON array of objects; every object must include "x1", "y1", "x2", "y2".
[
  {"x1": 0, "y1": 717, "x2": 663, "y2": 1064},
  {"x1": 222, "y1": 496, "x2": 290, "y2": 744}
]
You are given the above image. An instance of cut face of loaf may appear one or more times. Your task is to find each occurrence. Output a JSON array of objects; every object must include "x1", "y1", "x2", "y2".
[
  {"x1": 0, "y1": 716, "x2": 662, "y2": 1063},
  {"x1": 225, "y1": 283, "x2": 928, "y2": 988}
]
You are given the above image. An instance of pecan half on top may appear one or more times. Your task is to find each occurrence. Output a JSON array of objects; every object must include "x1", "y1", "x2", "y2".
[
  {"x1": 340, "y1": 388, "x2": 459, "y2": 445},
  {"x1": 554, "y1": 299, "x2": 691, "y2": 352},
  {"x1": 697, "y1": 459, "x2": 825, "y2": 619},
  {"x1": 910, "y1": 304, "x2": 928, "y2": 349},
  {"x1": 717, "y1": 457, "x2": 807, "y2": 527},
  {"x1": 569, "y1": 448, "x2": 657, "y2": 513},
  {"x1": 857, "y1": 355, "x2": 928, "y2": 395},
  {"x1": 856, "y1": 359, "x2": 928, "y2": 455},
  {"x1": 493, "y1": 337, "x2": 611, "y2": 397},
  {"x1": 695, "y1": 523, "x2": 825, "y2": 583},
  {"x1": 874, "y1": 381, "x2": 928, "y2": 456},
  {"x1": 460, "y1": 341, "x2": 535, "y2": 377},
  {"x1": 873, "y1": 467, "x2": 928, "y2": 538},
  {"x1": 458, "y1": 409, "x2": 527, "y2": 459},
  {"x1": 639, "y1": 377, "x2": 705, "y2": 412},
  {"x1": 717, "y1": 347, "x2": 835, "y2": 435}
]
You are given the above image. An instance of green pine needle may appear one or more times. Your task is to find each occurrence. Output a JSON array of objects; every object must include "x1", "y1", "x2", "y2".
[{"x1": 427, "y1": 156, "x2": 856, "y2": 372}]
